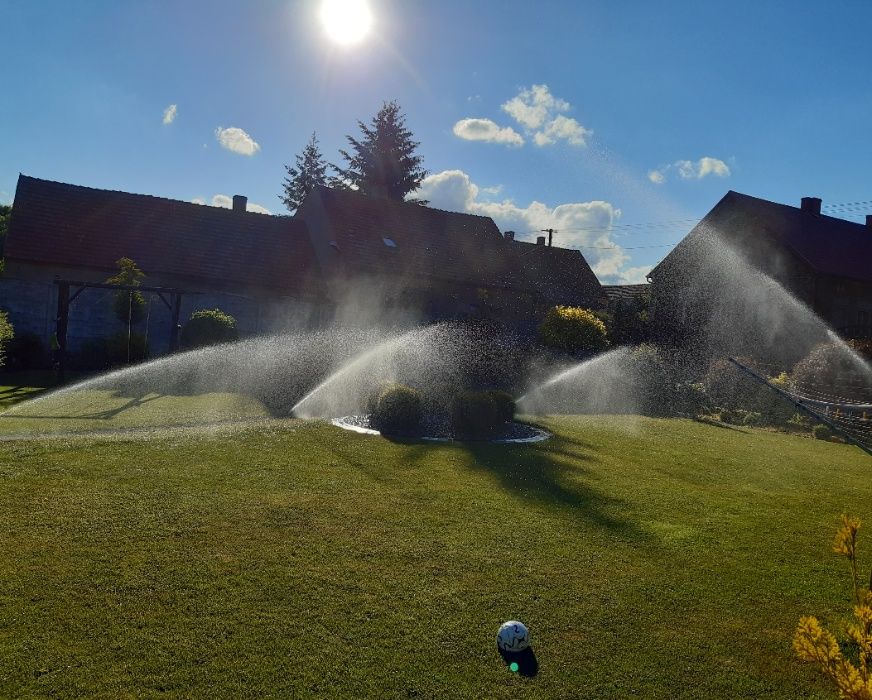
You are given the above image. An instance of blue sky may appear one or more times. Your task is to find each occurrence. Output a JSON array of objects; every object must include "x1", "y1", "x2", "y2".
[{"x1": 4, "y1": 0, "x2": 871, "y2": 283}]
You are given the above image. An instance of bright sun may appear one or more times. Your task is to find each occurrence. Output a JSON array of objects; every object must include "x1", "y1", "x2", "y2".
[{"x1": 320, "y1": 0, "x2": 373, "y2": 45}]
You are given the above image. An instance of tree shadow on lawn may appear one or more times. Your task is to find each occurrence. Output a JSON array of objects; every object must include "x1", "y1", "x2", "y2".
[
  {"x1": 460, "y1": 437, "x2": 648, "y2": 541},
  {"x1": 0, "y1": 389, "x2": 166, "y2": 421}
]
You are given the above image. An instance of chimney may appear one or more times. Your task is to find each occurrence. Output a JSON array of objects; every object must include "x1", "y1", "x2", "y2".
[
  {"x1": 800, "y1": 196, "x2": 822, "y2": 215},
  {"x1": 232, "y1": 194, "x2": 247, "y2": 212},
  {"x1": 536, "y1": 235, "x2": 546, "y2": 246},
  {"x1": 504, "y1": 230, "x2": 515, "y2": 241}
]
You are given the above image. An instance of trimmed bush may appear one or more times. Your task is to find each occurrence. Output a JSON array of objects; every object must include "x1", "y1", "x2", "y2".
[
  {"x1": 451, "y1": 391, "x2": 501, "y2": 439},
  {"x1": 6, "y1": 332, "x2": 47, "y2": 371},
  {"x1": 485, "y1": 390, "x2": 516, "y2": 424},
  {"x1": 371, "y1": 384, "x2": 423, "y2": 435},
  {"x1": 812, "y1": 423, "x2": 832, "y2": 441},
  {"x1": 538, "y1": 306, "x2": 609, "y2": 355},
  {"x1": 181, "y1": 309, "x2": 239, "y2": 349}
]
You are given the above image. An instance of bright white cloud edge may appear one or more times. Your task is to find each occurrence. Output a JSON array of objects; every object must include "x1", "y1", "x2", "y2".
[
  {"x1": 452, "y1": 118, "x2": 524, "y2": 147},
  {"x1": 192, "y1": 194, "x2": 271, "y2": 215},
  {"x1": 214, "y1": 126, "x2": 261, "y2": 156},
  {"x1": 413, "y1": 169, "x2": 649, "y2": 284}
]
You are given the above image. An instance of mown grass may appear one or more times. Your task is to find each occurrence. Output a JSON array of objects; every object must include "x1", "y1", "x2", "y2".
[{"x1": 0, "y1": 416, "x2": 868, "y2": 698}]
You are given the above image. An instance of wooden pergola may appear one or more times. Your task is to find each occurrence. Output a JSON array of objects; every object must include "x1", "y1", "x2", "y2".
[{"x1": 54, "y1": 279, "x2": 185, "y2": 382}]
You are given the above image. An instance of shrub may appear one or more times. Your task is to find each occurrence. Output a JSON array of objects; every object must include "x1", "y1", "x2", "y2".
[
  {"x1": 0, "y1": 310, "x2": 14, "y2": 369},
  {"x1": 538, "y1": 306, "x2": 609, "y2": 355},
  {"x1": 370, "y1": 384, "x2": 423, "y2": 435},
  {"x1": 181, "y1": 309, "x2": 239, "y2": 349},
  {"x1": 793, "y1": 342, "x2": 872, "y2": 402},
  {"x1": 812, "y1": 423, "x2": 832, "y2": 441},
  {"x1": 451, "y1": 390, "x2": 502, "y2": 439},
  {"x1": 719, "y1": 408, "x2": 739, "y2": 425},
  {"x1": 742, "y1": 411, "x2": 762, "y2": 426},
  {"x1": 485, "y1": 390, "x2": 516, "y2": 424},
  {"x1": 6, "y1": 332, "x2": 47, "y2": 370}
]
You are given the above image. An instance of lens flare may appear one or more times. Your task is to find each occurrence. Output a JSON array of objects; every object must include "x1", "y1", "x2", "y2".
[{"x1": 320, "y1": 0, "x2": 373, "y2": 45}]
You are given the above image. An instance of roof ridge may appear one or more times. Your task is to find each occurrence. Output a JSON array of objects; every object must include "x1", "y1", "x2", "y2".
[
  {"x1": 18, "y1": 174, "x2": 277, "y2": 218},
  {"x1": 316, "y1": 184, "x2": 499, "y2": 223}
]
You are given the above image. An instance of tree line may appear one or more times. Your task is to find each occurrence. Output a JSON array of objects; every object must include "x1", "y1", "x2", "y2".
[{"x1": 280, "y1": 100, "x2": 428, "y2": 212}]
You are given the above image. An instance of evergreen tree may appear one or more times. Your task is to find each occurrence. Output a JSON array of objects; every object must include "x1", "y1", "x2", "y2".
[
  {"x1": 280, "y1": 132, "x2": 329, "y2": 213},
  {"x1": 334, "y1": 101, "x2": 428, "y2": 202}
]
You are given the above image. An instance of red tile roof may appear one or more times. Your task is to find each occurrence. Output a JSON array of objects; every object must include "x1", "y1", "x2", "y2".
[{"x1": 6, "y1": 175, "x2": 318, "y2": 293}]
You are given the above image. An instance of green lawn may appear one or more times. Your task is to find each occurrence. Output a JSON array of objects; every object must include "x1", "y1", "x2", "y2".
[{"x1": 0, "y1": 415, "x2": 868, "y2": 698}]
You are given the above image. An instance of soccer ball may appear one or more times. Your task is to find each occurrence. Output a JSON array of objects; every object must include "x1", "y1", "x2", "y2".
[{"x1": 496, "y1": 620, "x2": 530, "y2": 652}]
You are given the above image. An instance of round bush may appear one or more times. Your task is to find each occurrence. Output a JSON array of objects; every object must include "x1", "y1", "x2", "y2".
[
  {"x1": 451, "y1": 391, "x2": 501, "y2": 439},
  {"x1": 371, "y1": 384, "x2": 423, "y2": 435},
  {"x1": 485, "y1": 390, "x2": 516, "y2": 424},
  {"x1": 180, "y1": 309, "x2": 239, "y2": 349},
  {"x1": 812, "y1": 423, "x2": 833, "y2": 441},
  {"x1": 538, "y1": 306, "x2": 609, "y2": 355}
]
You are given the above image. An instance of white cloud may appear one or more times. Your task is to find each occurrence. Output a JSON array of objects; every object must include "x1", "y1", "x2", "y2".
[
  {"x1": 648, "y1": 169, "x2": 666, "y2": 185},
  {"x1": 502, "y1": 84, "x2": 570, "y2": 130},
  {"x1": 162, "y1": 104, "x2": 177, "y2": 125},
  {"x1": 191, "y1": 194, "x2": 272, "y2": 215},
  {"x1": 500, "y1": 84, "x2": 591, "y2": 148},
  {"x1": 613, "y1": 265, "x2": 652, "y2": 284},
  {"x1": 452, "y1": 118, "x2": 524, "y2": 147},
  {"x1": 652, "y1": 156, "x2": 731, "y2": 183},
  {"x1": 532, "y1": 114, "x2": 591, "y2": 147},
  {"x1": 214, "y1": 126, "x2": 261, "y2": 156},
  {"x1": 414, "y1": 169, "x2": 638, "y2": 283}
]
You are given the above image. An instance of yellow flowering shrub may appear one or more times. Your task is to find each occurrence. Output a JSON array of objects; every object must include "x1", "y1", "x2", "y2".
[
  {"x1": 538, "y1": 306, "x2": 609, "y2": 355},
  {"x1": 794, "y1": 515, "x2": 872, "y2": 699}
]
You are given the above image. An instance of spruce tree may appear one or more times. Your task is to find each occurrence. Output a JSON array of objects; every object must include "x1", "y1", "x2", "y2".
[
  {"x1": 334, "y1": 101, "x2": 428, "y2": 202},
  {"x1": 280, "y1": 132, "x2": 329, "y2": 213}
]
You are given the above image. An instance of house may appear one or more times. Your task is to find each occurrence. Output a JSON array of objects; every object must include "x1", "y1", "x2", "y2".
[
  {"x1": 2, "y1": 175, "x2": 323, "y2": 355},
  {"x1": 648, "y1": 190, "x2": 872, "y2": 342},
  {"x1": 295, "y1": 185, "x2": 602, "y2": 328},
  {"x1": 1, "y1": 175, "x2": 606, "y2": 358}
]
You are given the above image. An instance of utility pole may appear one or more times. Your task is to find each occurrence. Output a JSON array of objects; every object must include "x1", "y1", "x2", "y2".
[{"x1": 541, "y1": 228, "x2": 556, "y2": 247}]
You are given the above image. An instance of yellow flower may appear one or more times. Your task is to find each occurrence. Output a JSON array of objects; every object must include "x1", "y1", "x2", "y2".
[{"x1": 834, "y1": 515, "x2": 861, "y2": 559}]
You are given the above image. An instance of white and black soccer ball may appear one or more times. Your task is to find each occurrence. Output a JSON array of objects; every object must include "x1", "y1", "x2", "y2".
[{"x1": 496, "y1": 620, "x2": 530, "y2": 653}]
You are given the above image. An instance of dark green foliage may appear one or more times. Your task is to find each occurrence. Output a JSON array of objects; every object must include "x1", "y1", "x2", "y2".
[
  {"x1": 370, "y1": 384, "x2": 423, "y2": 435},
  {"x1": 606, "y1": 293, "x2": 650, "y2": 346},
  {"x1": 812, "y1": 423, "x2": 832, "y2": 441},
  {"x1": 451, "y1": 391, "x2": 502, "y2": 439},
  {"x1": 6, "y1": 333, "x2": 47, "y2": 371},
  {"x1": 0, "y1": 204, "x2": 10, "y2": 273},
  {"x1": 334, "y1": 101, "x2": 428, "y2": 202},
  {"x1": 180, "y1": 309, "x2": 239, "y2": 349},
  {"x1": 485, "y1": 390, "x2": 516, "y2": 424},
  {"x1": 105, "y1": 258, "x2": 146, "y2": 326},
  {"x1": 280, "y1": 132, "x2": 329, "y2": 212},
  {"x1": 73, "y1": 338, "x2": 110, "y2": 371},
  {"x1": 539, "y1": 306, "x2": 609, "y2": 355},
  {"x1": 107, "y1": 332, "x2": 149, "y2": 366},
  {"x1": 0, "y1": 310, "x2": 13, "y2": 369}
]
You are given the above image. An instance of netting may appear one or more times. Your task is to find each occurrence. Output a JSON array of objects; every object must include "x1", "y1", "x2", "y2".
[{"x1": 729, "y1": 358, "x2": 872, "y2": 456}]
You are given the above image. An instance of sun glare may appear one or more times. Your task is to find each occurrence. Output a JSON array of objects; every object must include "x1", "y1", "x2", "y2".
[{"x1": 320, "y1": 0, "x2": 373, "y2": 46}]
